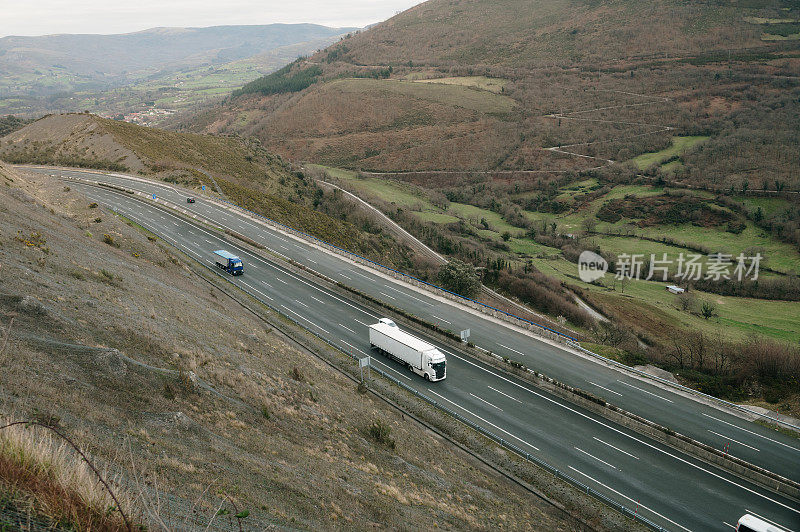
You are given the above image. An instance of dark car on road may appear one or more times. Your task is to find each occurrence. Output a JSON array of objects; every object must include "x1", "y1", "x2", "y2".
[{"x1": 187, "y1": 197, "x2": 195, "y2": 203}]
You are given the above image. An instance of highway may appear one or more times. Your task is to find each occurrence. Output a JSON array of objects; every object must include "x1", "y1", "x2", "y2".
[{"x1": 35, "y1": 167, "x2": 800, "y2": 531}]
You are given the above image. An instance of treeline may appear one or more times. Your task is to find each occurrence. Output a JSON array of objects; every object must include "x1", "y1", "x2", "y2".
[
  {"x1": 689, "y1": 276, "x2": 800, "y2": 301},
  {"x1": 654, "y1": 333, "x2": 800, "y2": 403},
  {"x1": 0, "y1": 115, "x2": 32, "y2": 137},
  {"x1": 351, "y1": 66, "x2": 393, "y2": 79},
  {"x1": 232, "y1": 61, "x2": 322, "y2": 98},
  {"x1": 586, "y1": 302, "x2": 800, "y2": 402},
  {"x1": 485, "y1": 268, "x2": 594, "y2": 329}
]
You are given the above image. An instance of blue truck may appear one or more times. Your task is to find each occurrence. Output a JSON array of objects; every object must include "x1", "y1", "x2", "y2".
[{"x1": 214, "y1": 250, "x2": 244, "y2": 276}]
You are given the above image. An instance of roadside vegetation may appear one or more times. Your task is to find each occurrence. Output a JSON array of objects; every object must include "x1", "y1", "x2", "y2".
[
  {"x1": 309, "y1": 161, "x2": 800, "y2": 415},
  {"x1": 0, "y1": 419, "x2": 135, "y2": 531}
]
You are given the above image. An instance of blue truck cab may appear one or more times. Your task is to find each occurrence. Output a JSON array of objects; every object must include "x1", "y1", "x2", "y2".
[{"x1": 214, "y1": 250, "x2": 244, "y2": 276}]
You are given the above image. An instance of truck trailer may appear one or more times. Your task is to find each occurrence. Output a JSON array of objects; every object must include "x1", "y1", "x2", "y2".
[
  {"x1": 214, "y1": 249, "x2": 243, "y2": 276},
  {"x1": 369, "y1": 318, "x2": 446, "y2": 381}
]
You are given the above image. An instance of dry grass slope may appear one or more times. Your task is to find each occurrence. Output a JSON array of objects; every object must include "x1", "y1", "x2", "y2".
[
  {"x1": 0, "y1": 164, "x2": 586, "y2": 530},
  {"x1": 0, "y1": 420, "x2": 132, "y2": 531},
  {"x1": 0, "y1": 113, "x2": 415, "y2": 267}
]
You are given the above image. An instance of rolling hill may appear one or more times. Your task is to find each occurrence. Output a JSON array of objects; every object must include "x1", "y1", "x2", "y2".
[
  {"x1": 0, "y1": 161, "x2": 587, "y2": 530},
  {"x1": 176, "y1": 0, "x2": 800, "y2": 412},
  {"x1": 0, "y1": 113, "x2": 412, "y2": 266},
  {"x1": 181, "y1": 0, "x2": 799, "y2": 188}
]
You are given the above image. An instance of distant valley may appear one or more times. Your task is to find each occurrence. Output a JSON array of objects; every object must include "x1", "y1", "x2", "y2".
[{"x1": 0, "y1": 23, "x2": 356, "y2": 121}]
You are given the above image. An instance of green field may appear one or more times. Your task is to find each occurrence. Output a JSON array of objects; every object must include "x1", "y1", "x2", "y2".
[
  {"x1": 521, "y1": 182, "x2": 800, "y2": 274},
  {"x1": 632, "y1": 136, "x2": 709, "y2": 170},
  {"x1": 332, "y1": 78, "x2": 517, "y2": 114},
  {"x1": 0, "y1": 45, "x2": 308, "y2": 118},
  {"x1": 411, "y1": 76, "x2": 508, "y2": 94},
  {"x1": 312, "y1": 163, "x2": 799, "y2": 342},
  {"x1": 448, "y1": 203, "x2": 527, "y2": 235},
  {"x1": 536, "y1": 256, "x2": 800, "y2": 342},
  {"x1": 413, "y1": 211, "x2": 460, "y2": 223},
  {"x1": 733, "y1": 196, "x2": 792, "y2": 217},
  {"x1": 508, "y1": 238, "x2": 559, "y2": 257},
  {"x1": 316, "y1": 166, "x2": 436, "y2": 210}
]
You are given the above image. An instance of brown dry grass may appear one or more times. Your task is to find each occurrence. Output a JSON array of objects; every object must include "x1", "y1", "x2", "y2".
[
  {"x1": 0, "y1": 164, "x2": 587, "y2": 529},
  {"x1": 0, "y1": 419, "x2": 132, "y2": 531}
]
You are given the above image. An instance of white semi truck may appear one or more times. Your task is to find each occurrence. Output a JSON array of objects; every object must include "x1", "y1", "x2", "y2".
[{"x1": 369, "y1": 318, "x2": 446, "y2": 381}]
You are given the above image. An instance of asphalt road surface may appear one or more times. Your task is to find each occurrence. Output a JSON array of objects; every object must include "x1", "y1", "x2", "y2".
[{"x1": 33, "y1": 168, "x2": 800, "y2": 531}]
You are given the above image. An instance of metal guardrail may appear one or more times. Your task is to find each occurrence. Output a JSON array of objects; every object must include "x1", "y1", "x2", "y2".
[
  {"x1": 566, "y1": 341, "x2": 800, "y2": 432},
  {"x1": 112, "y1": 207, "x2": 662, "y2": 529},
  {"x1": 210, "y1": 194, "x2": 800, "y2": 433},
  {"x1": 191, "y1": 259, "x2": 667, "y2": 530},
  {"x1": 65, "y1": 172, "x2": 800, "y2": 433},
  {"x1": 89, "y1": 185, "x2": 754, "y2": 530},
  {"x1": 213, "y1": 197, "x2": 576, "y2": 341}
]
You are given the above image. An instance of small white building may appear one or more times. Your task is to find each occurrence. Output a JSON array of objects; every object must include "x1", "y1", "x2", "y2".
[{"x1": 666, "y1": 285, "x2": 685, "y2": 294}]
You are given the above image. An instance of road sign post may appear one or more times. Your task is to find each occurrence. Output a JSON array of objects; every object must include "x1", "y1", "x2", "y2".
[
  {"x1": 359, "y1": 356, "x2": 370, "y2": 382},
  {"x1": 460, "y1": 329, "x2": 470, "y2": 343}
]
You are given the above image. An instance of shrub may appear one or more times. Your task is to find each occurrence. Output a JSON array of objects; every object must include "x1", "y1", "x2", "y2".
[
  {"x1": 700, "y1": 300, "x2": 716, "y2": 320},
  {"x1": 437, "y1": 259, "x2": 480, "y2": 297},
  {"x1": 368, "y1": 420, "x2": 395, "y2": 449},
  {"x1": 102, "y1": 234, "x2": 118, "y2": 247},
  {"x1": 290, "y1": 366, "x2": 304, "y2": 382},
  {"x1": 0, "y1": 418, "x2": 134, "y2": 530}
]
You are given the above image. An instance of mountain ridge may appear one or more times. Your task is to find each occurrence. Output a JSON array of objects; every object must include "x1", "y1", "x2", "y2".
[{"x1": 178, "y1": 0, "x2": 798, "y2": 184}]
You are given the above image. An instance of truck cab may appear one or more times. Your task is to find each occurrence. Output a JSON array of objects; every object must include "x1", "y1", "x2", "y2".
[
  {"x1": 425, "y1": 349, "x2": 447, "y2": 381},
  {"x1": 213, "y1": 249, "x2": 244, "y2": 276}
]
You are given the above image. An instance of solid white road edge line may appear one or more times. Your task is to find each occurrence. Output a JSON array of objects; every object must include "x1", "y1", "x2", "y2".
[
  {"x1": 702, "y1": 413, "x2": 799, "y2": 453},
  {"x1": 744, "y1": 508, "x2": 796, "y2": 532},
  {"x1": 442, "y1": 350, "x2": 800, "y2": 515},
  {"x1": 569, "y1": 466, "x2": 692, "y2": 532}
]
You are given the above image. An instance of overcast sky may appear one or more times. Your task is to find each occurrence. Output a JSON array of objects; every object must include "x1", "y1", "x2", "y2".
[{"x1": 0, "y1": 1, "x2": 425, "y2": 38}]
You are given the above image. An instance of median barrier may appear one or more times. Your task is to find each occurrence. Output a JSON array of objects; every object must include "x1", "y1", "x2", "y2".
[{"x1": 56, "y1": 170, "x2": 800, "y2": 436}]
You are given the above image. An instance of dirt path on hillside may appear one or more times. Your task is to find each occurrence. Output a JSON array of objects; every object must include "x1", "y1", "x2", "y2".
[{"x1": 543, "y1": 88, "x2": 673, "y2": 165}]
